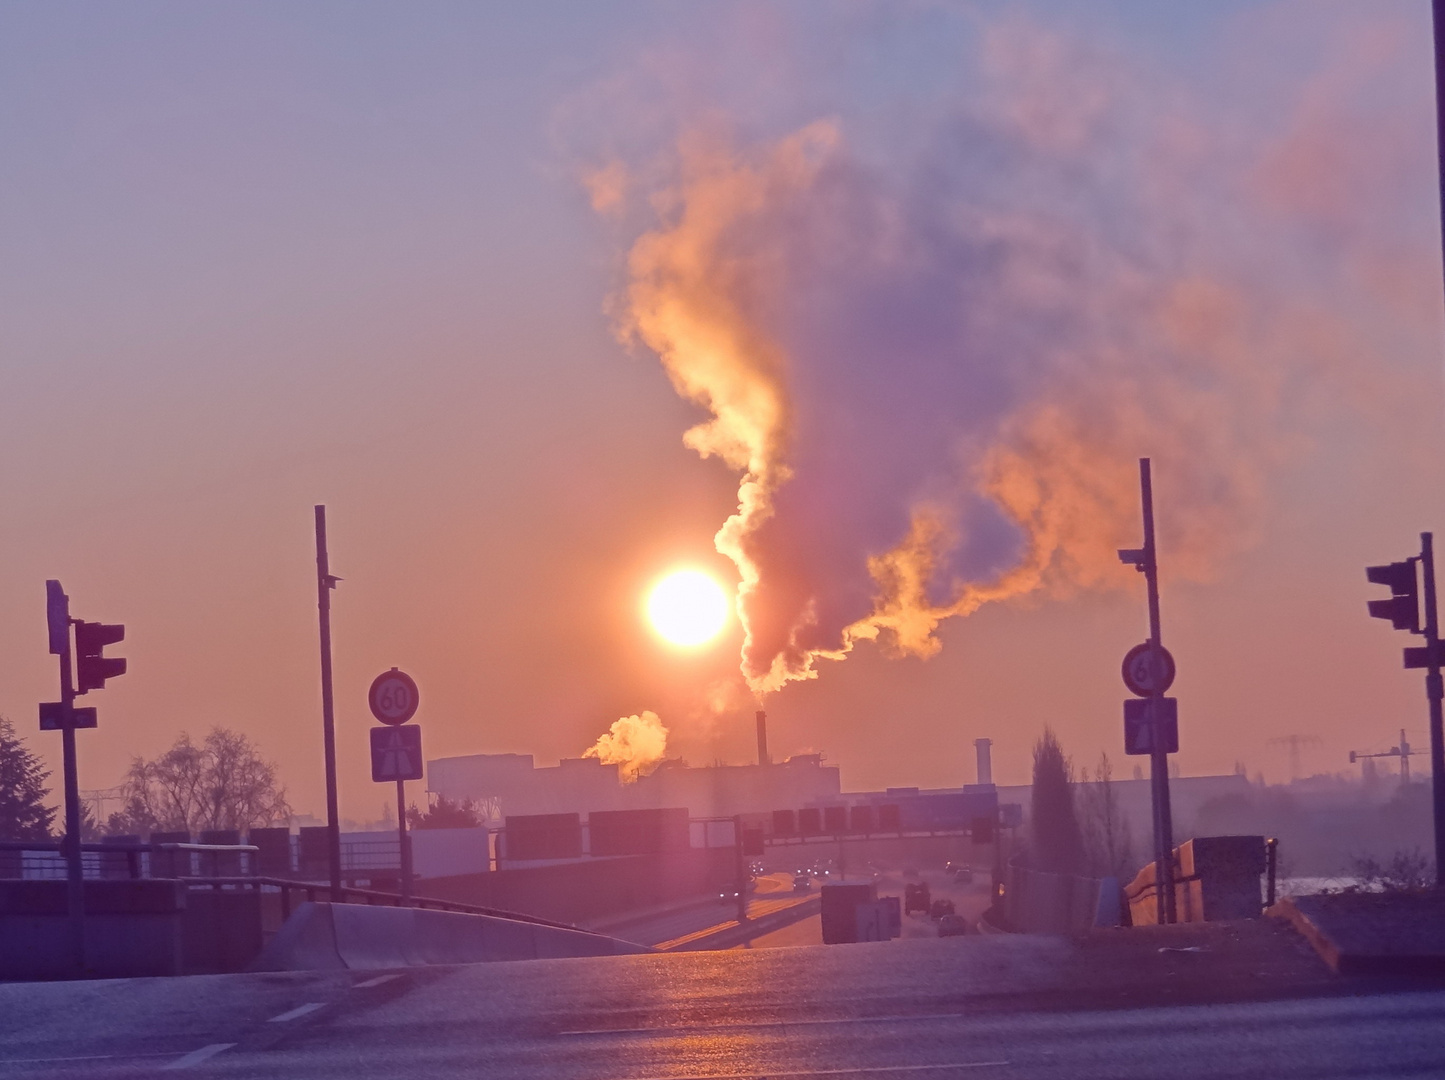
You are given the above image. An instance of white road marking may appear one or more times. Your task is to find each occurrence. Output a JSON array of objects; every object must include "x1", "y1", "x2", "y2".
[
  {"x1": 162, "y1": 1044, "x2": 236, "y2": 1070},
  {"x1": 633, "y1": 1065, "x2": 1009, "y2": 1078},
  {"x1": 268, "y1": 1002, "x2": 325, "y2": 1023},
  {"x1": 561, "y1": 1012, "x2": 966, "y2": 1036},
  {"x1": 0, "y1": 1055, "x2": 115, "y2": 1066},
  {"x1": 354, "y1": 973, "x2": 403, "y2": 988}
]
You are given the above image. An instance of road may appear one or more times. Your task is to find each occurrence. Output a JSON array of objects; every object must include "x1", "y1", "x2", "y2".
[
  {"x1": 2, "y1": 929, "x2": 1443, "y2": 1078},
  {"x1": 592, "y1": 872, "x2": 818, "y2": 949}
]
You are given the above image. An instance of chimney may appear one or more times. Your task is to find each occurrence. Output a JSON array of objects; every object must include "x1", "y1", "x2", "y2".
[
  {"x1": 974, "y1": 738, "x2": 993, "y2": 786},
  {"x1": 756, "y1": 711, "x2": 771, "y2": 766}
]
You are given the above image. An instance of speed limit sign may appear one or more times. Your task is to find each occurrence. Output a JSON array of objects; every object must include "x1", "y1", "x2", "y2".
[
  {"x1": 368, "y1": 668, "x2": 419, "y2": 726},
  {"x1": 1121, "y1": 642, "x2": 1175, "y2": 697}
]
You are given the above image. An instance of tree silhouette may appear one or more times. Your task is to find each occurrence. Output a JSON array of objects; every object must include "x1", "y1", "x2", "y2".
[
  {"x1": 1029, "y1": 727, "x2": 1082, "y2": 874},
  {"x1": 107, "y1": 727, "x2": 291, "y2": 834},
  {"x1": 407, "y1": 794, "x2": 482, "y2": 830},
  {"x1": 0, "y1": 716, "x2": 55, "y2": 840}
]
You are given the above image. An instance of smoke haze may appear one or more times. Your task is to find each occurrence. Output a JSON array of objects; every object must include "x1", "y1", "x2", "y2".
[
  {"x1": 584, "y1": 711, "x2": 670, "y2": 782},
  {"x1": 595, "y1": 5, "x2": 1438, "y2": 698}
]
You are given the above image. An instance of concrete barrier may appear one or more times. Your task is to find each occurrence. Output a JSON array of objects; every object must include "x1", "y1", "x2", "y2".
[
  {"x1": 251, "y1": 902, "x2": 652, "y2": 971},
  {"x1": 0, "y1": 879, "x2": 188, "y2": 979}
]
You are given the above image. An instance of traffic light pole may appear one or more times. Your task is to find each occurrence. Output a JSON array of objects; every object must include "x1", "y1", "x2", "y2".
[
  {"x1": 315, "y1": 506, "x2": 343, "y2": 898},
  {"x1": 1138, "y1": 459, "x2": 1176, "y2": 924},
  {"x1": 1420, "y1": 534, "x2": 1445, "y2": 888},
  {"x1": 57, "y1": 636, "x2": 85, "y2": 974}
]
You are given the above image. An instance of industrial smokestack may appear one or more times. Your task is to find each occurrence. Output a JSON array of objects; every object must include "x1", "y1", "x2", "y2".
[
  {"x1": 756, "y1": 711, "x2": 771, "y2": 766},
  {"x1": 974, "y1": 738, "x2": 993, "y2": 786}
]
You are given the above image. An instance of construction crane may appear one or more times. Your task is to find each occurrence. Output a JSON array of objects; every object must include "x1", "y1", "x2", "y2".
[
  {"x1": 1269, "y1": 734, "x2": 1322, "y2": 781},
  {"x1": 1350, "y1": 729, "x2": 1421, "y2": 785}
]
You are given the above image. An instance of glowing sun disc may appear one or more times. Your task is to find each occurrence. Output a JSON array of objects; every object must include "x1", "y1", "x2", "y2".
[{"x1": 648, "y1": 570, "x2": 730, "y2": 647}]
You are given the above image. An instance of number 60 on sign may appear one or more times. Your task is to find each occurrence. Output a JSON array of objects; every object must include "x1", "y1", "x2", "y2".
[{"x1": 368, "y1": 668, "x2": 419, "y2": 726}]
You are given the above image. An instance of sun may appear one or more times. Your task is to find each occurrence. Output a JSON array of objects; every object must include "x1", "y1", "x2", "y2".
[{"x1": 647, "y1": 570, "x2": 730, "y2": 647}]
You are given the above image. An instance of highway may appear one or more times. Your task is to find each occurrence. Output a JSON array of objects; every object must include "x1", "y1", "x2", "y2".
[
  {"x1": 2, "y1": 931, "x2": 1443, "y2": 1078},
  {"x1": 593, "y1": 872, "x2": 820, "y2": 949}
]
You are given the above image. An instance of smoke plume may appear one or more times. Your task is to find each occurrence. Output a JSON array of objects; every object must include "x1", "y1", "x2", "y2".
[
  {"x1": 595, "y1": 8, "x2": 1433, "y2": 696},
  {"x1": 583, "y1": 710, "x2": 669, "y2": 782}
]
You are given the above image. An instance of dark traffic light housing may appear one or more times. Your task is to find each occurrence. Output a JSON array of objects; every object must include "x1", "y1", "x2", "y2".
[
  {"x1": 1367, "y1": 560, "x2": 1419, "y2": 633},
  {"x1": 74, "y1": 620, "x2": 125, "y2": 693}
]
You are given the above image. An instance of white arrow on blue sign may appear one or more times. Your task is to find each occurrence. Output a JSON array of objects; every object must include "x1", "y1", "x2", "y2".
[
  {"x1": 1123, "y1": 697, "x2": 1178, "y2": 756},
  {"x1": 370, "y1": 724, "x2": 423, "y2": 783}
]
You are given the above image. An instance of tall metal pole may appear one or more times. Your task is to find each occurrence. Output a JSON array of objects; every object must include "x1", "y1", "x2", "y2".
[
  {"x1": 1139, "y1": 459, "x2": 1177, "y2": 923},
  {"x1": 58, "y1": 637, "x2": 85, "y2": 973},
  {"x1": 733, "y1": 815, "x2": 747, "y2": 925},
  {"x1": 1430, "y1": 0, "x2": 1445, "y2": 890},
  {"x1": 396, "y1": 779, "x2": 413, "y2": 903},
  {"x1": 1419, "y1": 533, "x2": 1445, "y2": 887},
  {"x1": 315, "y1": 506, "x2": 342, "y2": 897}
]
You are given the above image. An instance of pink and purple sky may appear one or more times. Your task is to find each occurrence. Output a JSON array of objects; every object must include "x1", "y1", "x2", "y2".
[{"x1": 2, "y1": 1, "x2": 1443, "y2": 821}]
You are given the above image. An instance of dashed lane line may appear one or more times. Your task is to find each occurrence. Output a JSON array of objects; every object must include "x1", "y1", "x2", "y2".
[
  {"x1": 268, "y1": 1002, "x2": 325, "y2": 1023},
  {"x1": 561, "y1": 1012, "x2": 967, "y2": 1037},
  {"x1": 354, "y1": 973, "x2": 403, "y2": 989},
  {"x1": 162, "y1": 1044, "x2": 237, "y2": 1071}
]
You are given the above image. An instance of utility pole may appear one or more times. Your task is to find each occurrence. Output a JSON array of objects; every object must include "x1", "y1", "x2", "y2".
[
  {"x1": 1118, "y1": 458, "x2": 1177, "y2": 924},
  {"x1": 315, "y1": 506, "x2": 342, "y2": 897}
]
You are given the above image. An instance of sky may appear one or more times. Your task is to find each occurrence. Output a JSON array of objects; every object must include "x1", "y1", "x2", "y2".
[{"x1": 1, "y1": 0, "x2": 1443, "y2": 822}]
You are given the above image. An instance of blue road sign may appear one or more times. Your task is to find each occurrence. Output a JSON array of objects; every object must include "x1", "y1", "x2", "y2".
[
  {"x1": 1124, "y1": 697, "x2": 1178, "y2": 756},
  {"x1": 370, "y1": 724, "x2": 423, "y2": 783}
]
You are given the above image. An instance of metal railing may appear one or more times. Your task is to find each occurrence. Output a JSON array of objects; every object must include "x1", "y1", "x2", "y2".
[
  {"x1": 0, "y1": 840, "x2": 260, "y2": 880},
  {"x1": 186, "y1": 876, "x2": 577, "y2": 930},
  {"x1": 0, "y1": 840, "x2": 578, "y2": 932}
]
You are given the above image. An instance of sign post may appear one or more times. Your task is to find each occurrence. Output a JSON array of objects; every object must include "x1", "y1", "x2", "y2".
[
  {"x1": 369, "y1": 669, "x2": 421, "y2": 903},
  {"x1": 1117, "y1": 459, "x2": 1178, "y2": 924},
  {"x1": 314, "y1": 507, "x2": 343, "y2": 899}
]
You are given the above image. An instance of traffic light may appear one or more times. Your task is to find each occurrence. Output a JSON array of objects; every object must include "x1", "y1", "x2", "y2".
[
  {"x1": 1367, "y1": 560, "x2": 1419, "y2": 632},
  {"x1": 74, "y1": 621, "x2": 125, "y2": 693}
]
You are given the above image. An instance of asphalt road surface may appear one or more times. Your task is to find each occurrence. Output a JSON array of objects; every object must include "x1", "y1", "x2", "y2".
[
  {"x1": 593, "y1": 873, "x2": 817, "y2": 949},
  {"x1": 2, "y1": 932, "x2": 1443, "y2": 1079}
]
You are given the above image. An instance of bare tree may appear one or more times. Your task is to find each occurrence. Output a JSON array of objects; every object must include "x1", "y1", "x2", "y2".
[
  {"x1": 1078, "y1": 752, "x2": 1135, "y2": 880},
  {"x1": 109, "y1": 727, "x2": 291, "y2": 835}
]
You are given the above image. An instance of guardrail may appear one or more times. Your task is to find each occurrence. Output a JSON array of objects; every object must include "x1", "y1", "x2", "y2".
[
  {"x1": 0, "y1": 837, "x2": 579, "y2": 932},
  {"x1": 184, "y1": 875, "x2": 578, "y2": 930},
  {"x1": 0, "y1": 840, "x2": 262, "y2": 880}
]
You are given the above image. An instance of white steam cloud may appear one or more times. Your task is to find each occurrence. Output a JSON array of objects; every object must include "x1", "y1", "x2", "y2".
[{"x1": 583, "y1": 710, "x2": 670, "y2": 782}]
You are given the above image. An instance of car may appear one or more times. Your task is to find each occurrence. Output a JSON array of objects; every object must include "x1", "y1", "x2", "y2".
[
  {"x1": 929, "y1": 898, "x2": 956, "y2": 919},
  {"x1": 792, "y1": 874, "x2": 811, "y2": 892},
  {"x1": 937, "y1": 913, "x2": 970, "y2": 937},
  {"x1": 904, "y1": 882, "x2": 932, "y2": 914},
  {"x1": 718, "y1": 886, "x2": 742, "y2": 903}
]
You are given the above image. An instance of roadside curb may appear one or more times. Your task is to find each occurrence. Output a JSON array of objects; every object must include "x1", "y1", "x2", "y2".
[{"x1": 660, "y1": 896, "x2": 822, "y2": 952}]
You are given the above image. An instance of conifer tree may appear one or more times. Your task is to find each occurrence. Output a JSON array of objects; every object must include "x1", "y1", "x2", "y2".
[
  {"x1": 1029, "y1": 727, "x2": 1082, "y2": 874},
  {"x1": 0, "y1": 717, "x2": 56, "y2": 840}
]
